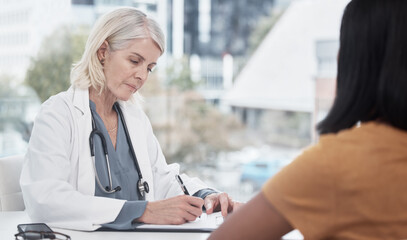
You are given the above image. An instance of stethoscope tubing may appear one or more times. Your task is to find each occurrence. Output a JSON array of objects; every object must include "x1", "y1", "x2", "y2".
[
  {"x1": 89, "y1": 102, "x2": 148, "y2": 197},
  {"x1": 115, "y1": 103, "x2": 150, "y2": 198},
  {"x1": 114, "y1": 103, "x2": 144, "y2": 179}
]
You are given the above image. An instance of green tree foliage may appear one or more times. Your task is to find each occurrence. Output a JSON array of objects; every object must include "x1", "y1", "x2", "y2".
[
  {"x1": 25, "y1": 26, "x2": 88, "y2": 102},
  {"x1": 140, "y1": 65, "x2": 246, "y2": 165},
  {"x1": 139, "y1": 57, "x2": 247, "y2": 165},
  {"x1": 168, "y1": 92, "x2": 244, "y2": 164}
]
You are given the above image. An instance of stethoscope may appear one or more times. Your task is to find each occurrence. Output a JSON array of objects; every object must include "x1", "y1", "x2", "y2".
[{"x1": 89, "y1": 102, "x2": 150, "y2": 198}]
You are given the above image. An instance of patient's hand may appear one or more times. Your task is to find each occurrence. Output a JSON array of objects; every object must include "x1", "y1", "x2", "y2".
[{"x1": 204, "y1": 193, "x2": 244, "y2": 217}]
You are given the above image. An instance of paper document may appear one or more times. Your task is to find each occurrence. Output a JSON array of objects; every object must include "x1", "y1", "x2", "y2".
[{"x1": 134, "y1": 211, "x2": 224, "y2": 232}]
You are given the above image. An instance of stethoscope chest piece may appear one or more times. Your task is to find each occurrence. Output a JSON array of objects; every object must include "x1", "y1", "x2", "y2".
[{"x1": 138, "y1": 178, "x2": 150, "y2": 197}]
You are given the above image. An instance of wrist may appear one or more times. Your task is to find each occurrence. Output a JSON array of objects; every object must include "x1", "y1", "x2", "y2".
[{"x1": 135, "y1": 202, "x2": 151, "y2": 223}]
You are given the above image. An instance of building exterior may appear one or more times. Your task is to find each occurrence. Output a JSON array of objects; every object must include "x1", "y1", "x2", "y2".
[
  {"x1": 0, "y1": 0, "x2": 71, "y2": 79},
  {"x1": 183, "y1": 0, "x2": 281, "y2": 105},
  {"x1": 184, "y1": 0, "x2": 276, "y2": 57},
  {"x1": 0, "y1": 0, "x2": 304, "y2": 156},
  {"x1": 224, "y1": 0, "x2": 349, "y2": 146}
]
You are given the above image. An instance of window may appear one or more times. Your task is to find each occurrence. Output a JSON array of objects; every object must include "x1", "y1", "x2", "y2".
[{"x1": 0, "y1": 0, "x2": 340, "y2": 203}]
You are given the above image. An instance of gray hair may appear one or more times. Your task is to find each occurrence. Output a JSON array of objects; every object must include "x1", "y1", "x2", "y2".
[{"x1": 70, "y1": 7, "x2": 165, "y2": 91}]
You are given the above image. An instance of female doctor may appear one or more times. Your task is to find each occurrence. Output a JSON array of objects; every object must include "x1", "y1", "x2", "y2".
[{"x1": 20, "y1": 7, "x2": 240, "y2": 231}]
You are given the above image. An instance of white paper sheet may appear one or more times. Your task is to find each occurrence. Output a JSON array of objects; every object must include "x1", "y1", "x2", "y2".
[{"x1": 135, "y1": 212, "x2": 224, "y2": 232}]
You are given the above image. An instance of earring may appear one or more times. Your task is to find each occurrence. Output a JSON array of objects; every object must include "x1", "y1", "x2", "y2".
[{"x1": 100, "y1": 58, "x2": 105, "y2": 65}]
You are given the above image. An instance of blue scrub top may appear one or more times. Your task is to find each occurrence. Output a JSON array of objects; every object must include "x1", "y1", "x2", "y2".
[{"x1": 90, "y1": 100, "x2": 146, "y2": 229}]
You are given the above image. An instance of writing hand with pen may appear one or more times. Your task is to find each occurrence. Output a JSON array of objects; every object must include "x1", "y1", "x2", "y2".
[
  {"x1": 136, "y1": 174, "x2": 244, "y2": 225},
  {"x1": 136, "y1": 174, "x2": 204, "y2": 225},
  {"x1": 137, "y1": 194, "x2": 204, "y2": 225}
]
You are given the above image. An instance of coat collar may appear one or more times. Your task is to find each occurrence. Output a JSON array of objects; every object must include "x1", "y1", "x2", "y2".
[{"x1": 69, "y1": 86, "x2": 90, "y2": 115}]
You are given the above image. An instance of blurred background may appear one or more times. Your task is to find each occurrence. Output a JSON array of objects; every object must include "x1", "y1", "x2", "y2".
[{"x1": 0, "y1": 0, "x2": 349, "y2": 202}]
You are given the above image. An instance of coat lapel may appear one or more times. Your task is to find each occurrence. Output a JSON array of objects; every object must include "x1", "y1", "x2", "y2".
[{"x1": 71, "y1": 87, "x2": 95, "y2": 195}]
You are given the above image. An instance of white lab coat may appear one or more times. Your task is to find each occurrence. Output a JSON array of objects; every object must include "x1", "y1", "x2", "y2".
[{"x1": 20, "y1": 87, "x2": 209, "y2": 231}]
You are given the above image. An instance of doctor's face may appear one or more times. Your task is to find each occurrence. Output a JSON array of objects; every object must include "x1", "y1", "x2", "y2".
[{"x1": 100, "y1": 38, "x2": 161, "y2": 101}]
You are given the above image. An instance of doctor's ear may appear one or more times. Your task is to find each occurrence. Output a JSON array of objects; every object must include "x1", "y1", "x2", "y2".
[{"x1": 97, "y1": 40, "x2": 109, "y2": 63}]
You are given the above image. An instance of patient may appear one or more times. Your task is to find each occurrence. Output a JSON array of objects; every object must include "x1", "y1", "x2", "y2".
[{"x1": 209, "y1": 0, "x2": 407, "y2": 239}]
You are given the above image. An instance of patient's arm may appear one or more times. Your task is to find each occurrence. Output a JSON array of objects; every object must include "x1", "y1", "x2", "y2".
[{"x1": 208, "y1": 192, "x2": 293, "y2": 240}]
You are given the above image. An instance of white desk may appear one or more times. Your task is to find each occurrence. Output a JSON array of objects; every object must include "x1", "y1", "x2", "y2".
[
  {"x1": 0, "y1": 211, "x2": 210, "y2": 240},
  {"x1": 0, "y1": 211, "x2": 303, "y2": 239}
]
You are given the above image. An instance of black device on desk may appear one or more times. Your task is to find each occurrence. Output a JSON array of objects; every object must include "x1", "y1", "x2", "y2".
[
  {"x1": 18, "y1": 223, "x2": 53, "y2": 233},
  {"x1": 15, "y1": 223, "x2": 71, "y2": 240}
]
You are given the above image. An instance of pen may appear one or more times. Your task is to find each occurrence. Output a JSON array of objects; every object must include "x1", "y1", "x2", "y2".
[
  {"x1": 176, "y1": 174, "x2": 202, "y2": 219},
  {"x1": 175, "y1": 174, "x2": 190, "y2": 195}
]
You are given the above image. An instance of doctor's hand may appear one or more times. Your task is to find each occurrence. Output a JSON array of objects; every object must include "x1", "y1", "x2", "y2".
[
  {"x1": 204, "y1": 193, "x2": 244, "y2": 217},
  {"x1": 136, "y1": 195, "x2": 204, "y2": 225}
]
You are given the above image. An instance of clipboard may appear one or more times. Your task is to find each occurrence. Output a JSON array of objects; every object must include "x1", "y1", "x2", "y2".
[
  {"x1": 133, "y1": 212, "x2": 224, "y2": 232},
  {"x1": 99, "y1": 212, "x2": 224, "y2": 233}
]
